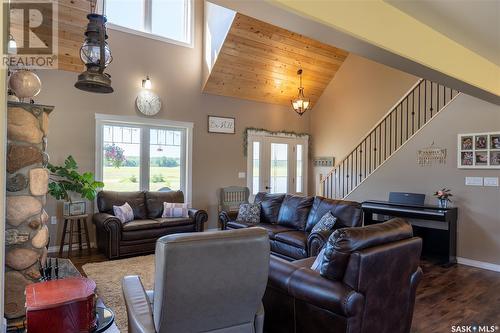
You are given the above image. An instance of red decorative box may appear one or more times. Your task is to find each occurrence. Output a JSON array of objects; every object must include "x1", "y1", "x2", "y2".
[{"x1": 25, "y1": 277, "x2": 97, "y2": 333}]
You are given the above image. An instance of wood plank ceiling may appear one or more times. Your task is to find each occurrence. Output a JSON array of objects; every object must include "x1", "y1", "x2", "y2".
[
  {"x1": 9, "y1": 0, "x2": 90, "y2": 73},
  {"x1": 203, "y1": 13, "x2": 349, "y2": 107}
]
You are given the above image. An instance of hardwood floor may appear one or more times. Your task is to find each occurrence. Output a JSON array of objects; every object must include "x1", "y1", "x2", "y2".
[{"x1": 59, "y1": 250, "x2": 500, "y2": 332}]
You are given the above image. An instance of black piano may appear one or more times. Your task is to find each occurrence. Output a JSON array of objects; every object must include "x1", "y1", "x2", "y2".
[{"x1": 362, "y1": 200, "x2": 458, "y2": 266}]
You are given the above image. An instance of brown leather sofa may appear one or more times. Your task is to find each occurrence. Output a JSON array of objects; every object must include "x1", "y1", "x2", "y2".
[
  {"x1": 263, "y1": 218, "x2": 423, "y2": 333},
  {"x1": 219, "y1": 192, "x2": 362, "y2": 261},
  {"x1": 93, "y1": 190, "x2": 208, "y2": 259}
]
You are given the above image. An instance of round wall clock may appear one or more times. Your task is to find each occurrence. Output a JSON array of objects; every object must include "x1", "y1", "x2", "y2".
[{"x1": 136, "y1": 90, "x2": 162, "y2": 116}]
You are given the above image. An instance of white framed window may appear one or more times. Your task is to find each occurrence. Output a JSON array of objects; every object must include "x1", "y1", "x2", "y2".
[
  {"x1": 104, "y1": 0, "x2": 194, "y2": 47},
  {"x1": 95, "y1": 114, "x2": 193, "y2": 203}
]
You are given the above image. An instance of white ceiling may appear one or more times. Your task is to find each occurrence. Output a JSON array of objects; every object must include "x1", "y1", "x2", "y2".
[{"x1": 386, "y1": 0, "x2": 500, "y2": 66}]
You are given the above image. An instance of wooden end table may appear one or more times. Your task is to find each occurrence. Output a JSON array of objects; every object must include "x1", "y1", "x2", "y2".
[{"x1": 59, "y1": 214, "x2": 91, "y2": 257}]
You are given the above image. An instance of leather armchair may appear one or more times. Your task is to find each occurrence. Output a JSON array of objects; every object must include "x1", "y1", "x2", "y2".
[
  {"x1": 122, "y1": 228, "x2": 270, "y2": 333},
  {"x1": 264, "y1": 219, "x2": 423, "y2": 333}
]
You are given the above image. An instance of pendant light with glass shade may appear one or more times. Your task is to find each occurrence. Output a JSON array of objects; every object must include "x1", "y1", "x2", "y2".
[
  {"x1": 75, "y1": 0, "x2": 114, "y2": 93},
  {"x1": 291, "y1": 69, "x2": 310, "y2": 116}
]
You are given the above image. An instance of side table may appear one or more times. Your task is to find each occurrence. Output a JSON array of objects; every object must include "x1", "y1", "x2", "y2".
[{"x1": 59, "y1": 214, "x2": 91, "y2": 257}]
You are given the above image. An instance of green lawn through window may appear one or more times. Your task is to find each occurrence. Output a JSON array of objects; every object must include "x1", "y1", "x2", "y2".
[{"x1": 103, "y1": 166, "x2": 181, "y2": 192}]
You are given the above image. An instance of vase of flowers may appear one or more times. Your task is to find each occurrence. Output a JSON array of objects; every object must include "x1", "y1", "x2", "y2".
[{"x1": 434, "y1": 188, "x2": 452, "y2": 208}]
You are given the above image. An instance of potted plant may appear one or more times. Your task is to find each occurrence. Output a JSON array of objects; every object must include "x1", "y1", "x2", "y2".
[
  {"x1": 433, "y1": 188, "x2": 452, "y2": 208},
  {"x1": 47, "y1": 156, "x2": 104, "y2": 216}
]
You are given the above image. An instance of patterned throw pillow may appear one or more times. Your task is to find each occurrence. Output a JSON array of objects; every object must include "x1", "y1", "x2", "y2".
[
  {"x1": 311, "y1": 247, "x2": 326, "y2": 272},
  {"x1": 162, "y1": 202, "x2": 189, "y2": 218},
  {"x1": 236, "y1": 203, "x2": 261, "y2": 224},
  {"x1": 311, "y1": 211, "x2": 338, "y2": 233},
  {"x1": 113, "y1": 202, "x2": 134, "y2": 224}
]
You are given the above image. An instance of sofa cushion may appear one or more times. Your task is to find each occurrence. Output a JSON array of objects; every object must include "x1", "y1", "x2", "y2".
[
  {"x1": 277, "y1": 195, "x2": 314, "y2": 230},
  {"x1": 270, "y1": 240, "x2": 308, "y2": 260},
  {"x1": 305, "y1": 196, "x2": 362, "y2": 232},
  {"x1": 122, "y1": 219, "x2": 161, "y2": 231},
  {"x1": 146, "y1": 191, "x2": 184, "y2": 218},
  {"x1": 113, "y1": 202, "x2": 135, "y2": 223},
  {"x1": 97, "y1": 191, "x2": 147, "y2": 219},
  {"x1": 311, "y1": 211, "x2": 337, "y2": 234},
  {"x1": 320, "y1": 218, "x2": 413, "y2": 281},
  {"x1": 274, "y1": 231, "x2": 308, "y2": 250},
  {"x1": 154, "y1": 217, "x2": 193, "y2": 228},
  {"x1": 236, "y1": 203, "x2": 261, "y2": 224},
  {"x1": 254, "y1": 192, "x2": 285, "y2": 224},
  {"x1": 255, "y1": 223, "x2": 292, "y2": 239}
]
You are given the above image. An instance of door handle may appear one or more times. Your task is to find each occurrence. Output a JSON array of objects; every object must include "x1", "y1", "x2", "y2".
[{"x1": 265, "y1": 186, "x2": 272, "y2": 190}]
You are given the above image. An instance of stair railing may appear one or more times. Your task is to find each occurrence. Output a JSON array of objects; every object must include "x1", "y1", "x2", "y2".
[{"x1": 321, "y1": 79, "x2": 460, "y2": 199}]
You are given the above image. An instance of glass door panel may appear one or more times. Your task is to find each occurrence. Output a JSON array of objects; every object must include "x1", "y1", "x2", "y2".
[
  {"x1": 252, "y1": 141, "x2": 260, "y2": 195},
  {"x1": 270, "y1": 143, "x2": 288, "y2": 193}
]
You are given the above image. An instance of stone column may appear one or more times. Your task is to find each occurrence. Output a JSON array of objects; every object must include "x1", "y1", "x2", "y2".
[{"x1": 4, "y1": 101, "x2": 53, "y2": 320}]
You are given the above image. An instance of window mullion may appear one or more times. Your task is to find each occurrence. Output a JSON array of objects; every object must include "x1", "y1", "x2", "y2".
[
  {"x1": 144, "y1": 0, "x2": 152, "y2": 32},
  {"x1": 141, "y1": 126, "x2": 150, "y2": 191}
]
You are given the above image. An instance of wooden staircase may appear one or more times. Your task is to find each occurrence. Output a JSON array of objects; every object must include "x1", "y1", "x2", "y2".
[{"x1": 320, "y1": 79, "x2": 460, "y2": 199}]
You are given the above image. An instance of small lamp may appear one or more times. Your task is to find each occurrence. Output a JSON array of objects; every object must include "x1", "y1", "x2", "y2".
[{"x1": 142, "y1": 76, "x2": 152, "y2": 89}]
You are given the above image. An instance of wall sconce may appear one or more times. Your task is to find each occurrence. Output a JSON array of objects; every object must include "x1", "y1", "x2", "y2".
[{"x1": 142, "y1": 76, "x2": 152, "y2": 89}]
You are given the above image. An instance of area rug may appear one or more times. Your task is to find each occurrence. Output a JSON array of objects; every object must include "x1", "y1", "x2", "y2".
[{"x1": 82, "y1": 255, "x2": 155, "y2": 332}]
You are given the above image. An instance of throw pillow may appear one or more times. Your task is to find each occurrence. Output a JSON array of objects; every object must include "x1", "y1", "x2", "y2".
[
  {"x1": 236, "y1": 203, "x2": 261, "y2": 224},
  {"x1": 310, "y1": 247, "x2": 326, "y2": 272},
  {"x1": 162, "y1": 202, "x2": 189, "y2": 218},
  {"x1": 311, "y1": 211, "x2": 338, "y2": 233},
  {"x1": 113, "y1": 202, "x2": 134, "y2": 224}
]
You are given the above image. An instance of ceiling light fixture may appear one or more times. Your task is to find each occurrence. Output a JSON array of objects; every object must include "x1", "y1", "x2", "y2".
[
  {"x1": 74, "y1": 0, "x2": 114, "y2": 93},
  {"x1": 291, "y1": 69, "x2": 310, "y2": 116}
]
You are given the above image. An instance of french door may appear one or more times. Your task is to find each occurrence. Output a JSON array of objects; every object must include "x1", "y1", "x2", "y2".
[{"x1": 247, "y1": 132, "x2": 308, "y2": 197}]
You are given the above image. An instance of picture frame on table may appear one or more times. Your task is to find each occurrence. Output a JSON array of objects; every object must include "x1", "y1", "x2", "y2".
[
  {"x1": 457, "y1": 132, "x2": 500, "y2": 169},
  {"x1": 208, "y1": 115, "x2": 235, "y2": 134}
]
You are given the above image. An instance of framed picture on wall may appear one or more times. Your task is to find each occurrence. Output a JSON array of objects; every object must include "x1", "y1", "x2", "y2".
[
  {"x1": 208, "y1": 116, "x2": 235, "y2": 134},
  {"x1": 458, "y1": 132, "x2": 500, "y2": 169}
]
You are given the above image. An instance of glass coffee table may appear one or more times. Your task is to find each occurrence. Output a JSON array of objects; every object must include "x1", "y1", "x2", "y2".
[{"x1": 94, "y1": 307, "x2": 115, "y2": 333}]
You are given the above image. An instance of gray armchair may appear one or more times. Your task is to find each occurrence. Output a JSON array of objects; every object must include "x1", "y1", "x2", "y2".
[{"x1": 122, "y1": 228, "x2": 270, "y2": 333}]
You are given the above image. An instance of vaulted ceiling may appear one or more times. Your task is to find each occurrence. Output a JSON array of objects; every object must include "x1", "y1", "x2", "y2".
[{"x1": 203, "y1": 13, "x2": 349, "y2": 106}]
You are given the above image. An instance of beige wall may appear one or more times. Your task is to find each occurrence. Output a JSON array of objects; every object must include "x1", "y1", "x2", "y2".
[
  {"x1": 309, "y1": 54, "x2": 418, "y2": 193},
  {"x1": 348, "y1": 94, "x2": 500, "y2": 265},
  {"x1": 35, "y1": 0, "x2": 310, "y2": 246}
]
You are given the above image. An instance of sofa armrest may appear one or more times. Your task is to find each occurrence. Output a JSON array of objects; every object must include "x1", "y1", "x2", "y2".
[
  {"x1": 307, "y1": 229, "x2": 334, "y2": 256},
  {"x1": 93, "y1": 212, "x2": 122, "y2": 231},
  {"x1": 268, "y1": 256, "x2": 364, "y2": 318},
  {"x1": 93, "y1": 213, "x2": 122, "y2": 259},
  {"x1": 289, "y1": 268, "x2": 364, "y2": 317},
  {"x1": 218, "y1": 210, "x2": 238, "y2": 230},
  {"x1": 188, "y1": 208, "x2": 208, "y2": 232},
  {"x1": 122, "y1": 276, "x2": 156, "y2": 333}
]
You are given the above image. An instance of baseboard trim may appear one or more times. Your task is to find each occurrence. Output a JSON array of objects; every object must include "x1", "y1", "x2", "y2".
[
  {"x1": 457, "y1": 257, "x2": 500, "y2": 272},
  {"x1": 47, "y1": 243, "x2": 96, "y2": 254}
]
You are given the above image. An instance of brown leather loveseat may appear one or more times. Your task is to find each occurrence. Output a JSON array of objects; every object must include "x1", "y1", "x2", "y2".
[
  {"x1": 263, "y1": 218, "x2": 423, "y2": 333},
  {"x1": 219, "y1": 192, "x2": 362, "y2": 261},
  {"x1": 93, "y1": 190, "x2": 208, "y2": 259}
]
